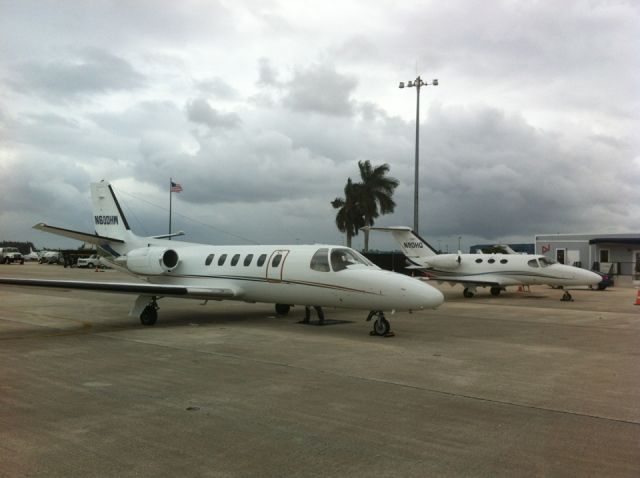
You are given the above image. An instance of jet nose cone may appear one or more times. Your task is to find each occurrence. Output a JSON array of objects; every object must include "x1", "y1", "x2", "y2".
[
  {"x1": 586, "y1": 270, "x2": 602, "y2": 285},
  {"x1": 411, "y1": 279, "x2": 444, "y2": 309}
]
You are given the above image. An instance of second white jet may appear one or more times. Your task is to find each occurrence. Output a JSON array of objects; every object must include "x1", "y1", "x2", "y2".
[{"x1": 368, "y1": 227, "x2": 601, "y2": 300}]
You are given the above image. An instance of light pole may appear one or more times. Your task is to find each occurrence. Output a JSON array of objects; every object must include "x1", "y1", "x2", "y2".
[{"x1": 399, "y1": 76, "x2": 438, "y2": 235}]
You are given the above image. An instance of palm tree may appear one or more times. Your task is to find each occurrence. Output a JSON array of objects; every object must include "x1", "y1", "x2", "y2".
[
  {"x1": 331, "y1": 178, "x2": 364, "y2": 248},
  {"x1": 356, "y1": 160, "x2": 399, "y2": 251}
]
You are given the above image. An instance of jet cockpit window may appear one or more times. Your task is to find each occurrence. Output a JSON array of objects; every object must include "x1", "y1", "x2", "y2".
[
  {"x1": 330, "y1": 248, "x2": 369, "y2": 272},
  {"x1": 310, "y1": 248, "x2": 330, "y2": 272},
  {"x1": 527, "y1": 259, "x2": 539, "y2": 268},
  {"x1": 271, "y1": 254, "x2": 283, "y2": 268},
  {"x1": 538, "y1": 257, "x2": 555, "y2": 267},
  {"x1": 205, "y1": 254, "x2": 215, "y2": 266}
]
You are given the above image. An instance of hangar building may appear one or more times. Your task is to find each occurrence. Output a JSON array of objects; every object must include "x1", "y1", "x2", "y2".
[{"x1": 535, "y1": 233, "x2": 640, "y2": 276}]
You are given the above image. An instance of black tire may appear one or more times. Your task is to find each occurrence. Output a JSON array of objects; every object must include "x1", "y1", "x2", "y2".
[
  {"x1": 140, "y1": 306, "x2": 158, "y2": 326},
  {"x1": 373, "y1": 317, "x2": 390, "y2": 336},
  {"x1": 463, "y1": 288, "x2": 475, "y2": 298},
  {"x1": 88, "y1": 263, "x2": 94, "y2": 269},
  {"x1": 490, "y1": 287, "x2": 501, "y2": 296},
  {"x1": 597, "y1": 284, "x2": 606, "y2": 291},
  {"x1": 275, "y1": 303, "x2": 291, "y2": 315}
]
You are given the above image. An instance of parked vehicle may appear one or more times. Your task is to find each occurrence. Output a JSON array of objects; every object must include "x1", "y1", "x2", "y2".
[
  {"x1": 77, "y1": 254, "x2": 99, "y2": 268},
  {"x1": 0, "y1": 247, "x2": 24, "y2": 264},
  {"x1": 591, "y1": 271, "x2": 614, "y2": 290}
]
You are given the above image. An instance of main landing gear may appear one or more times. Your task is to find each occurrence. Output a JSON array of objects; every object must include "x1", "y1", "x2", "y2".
[
  {"x1": 139, "y1": 297, "x2": 159, "y2": 326},
  {"x1": 367, "y1": 311, "x2": 392, "y2": 336},
  {"x1": 490, "y1": 287, "x2": 501, "y2": 296},
  {"x1": 463, "y1": 287, "x2": 475, "y2": 298}
]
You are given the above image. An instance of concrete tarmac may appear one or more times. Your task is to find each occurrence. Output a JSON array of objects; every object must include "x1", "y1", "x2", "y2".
[{"x1": 1, "y1": 263, "x2": 639, "y2": 477}]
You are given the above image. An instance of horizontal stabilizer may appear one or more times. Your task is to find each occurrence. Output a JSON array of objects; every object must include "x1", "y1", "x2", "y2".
[{"x1": 33, "y1": 223, "x2": 124, "y2": 245}]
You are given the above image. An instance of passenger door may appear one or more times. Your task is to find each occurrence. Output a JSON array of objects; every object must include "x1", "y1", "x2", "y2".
[{"x1": 266, "y1": 250, "x2": 290, "y2": 282}]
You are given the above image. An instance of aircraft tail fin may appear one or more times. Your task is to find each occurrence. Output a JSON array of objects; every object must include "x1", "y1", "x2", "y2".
[
  {"x1": 91, "y1": 181, "x2": 131, "y2": 241},
  {"x1": 365, "y1": 226, "x2": 439, "y2": 260}
]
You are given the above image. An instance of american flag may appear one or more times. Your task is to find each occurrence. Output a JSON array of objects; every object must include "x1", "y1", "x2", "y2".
[{"x1": 170, "y1": 181, "x2": 183, "y2": 193}]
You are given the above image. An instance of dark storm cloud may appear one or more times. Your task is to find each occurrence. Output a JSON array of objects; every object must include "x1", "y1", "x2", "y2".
[
  {"x1": 282, "y1": 64, "x2": 358, "y2": 116},
  {"x1": 186, "y1": 98, "x2": 241, "y2": 130},
  {"x1": 11, "y1": 49, "x2": 145, "y2": 98}
]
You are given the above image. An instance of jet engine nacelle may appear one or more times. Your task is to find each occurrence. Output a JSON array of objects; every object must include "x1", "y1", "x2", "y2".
[
  {"x1": 425, "y1": 254, "x2": 461, "y2": 269},
  {"x1": 126, "y1": 247, "x2": 179, "y2": 275}
]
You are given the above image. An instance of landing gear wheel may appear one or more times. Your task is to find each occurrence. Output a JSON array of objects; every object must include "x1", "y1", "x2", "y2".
[
  {"x1": 490, "y1": 287, "x2": 501, "y2": 296},
  {"x1": 561, "y1": 291, "x2": 573, "y2": 302},
  {"x1": 140, "y1": 305, "x2": 158, "y2": 326},
  {"x1": 463, "y1": 288, "x2": 475, "y2": 298},
  {"x1": 275, "y1": 303, "x2": 291, "y2": 315},
  {"x1": 373, "y1": 316, "x2": 390, "y2": 336}
]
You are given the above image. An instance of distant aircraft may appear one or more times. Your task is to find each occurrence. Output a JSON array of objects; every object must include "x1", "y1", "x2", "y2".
[
  {"x1": 0, "y1": 182, "x2": 444, "y2": 335},
  {"x1": 23, "y1": 247, "x2": 40, "y2": 261},
  {"x1": 367, "y1": 226, "x2": 601, "y2": 301}
]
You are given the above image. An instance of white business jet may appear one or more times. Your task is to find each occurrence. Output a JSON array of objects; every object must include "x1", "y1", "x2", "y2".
[
  {"x1": 367, "y1": 226, "x2": 601, "y2": 300},
  {"x1": 22, "y1": 247, "x2": 40, "y2": 261},
  {"x1": 0, "y1": 182, "x2": 444, "y2": 335}
]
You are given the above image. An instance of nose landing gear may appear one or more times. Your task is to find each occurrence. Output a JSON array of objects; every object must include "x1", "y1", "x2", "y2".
[
  {"x1": 367, "y1": 311, "x2": 393, "y2": 337},
  {"x1": 561, "y1": 291, "x2": 574, "y2": 302}
]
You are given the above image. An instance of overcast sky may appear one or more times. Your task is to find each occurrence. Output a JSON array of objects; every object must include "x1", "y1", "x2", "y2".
[{"x1": 1, "y1": 0, "x2": 638, "y2": 252}]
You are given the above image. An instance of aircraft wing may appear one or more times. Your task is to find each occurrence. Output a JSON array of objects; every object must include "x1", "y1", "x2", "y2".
[
  {"x1": 0, "y1": 278, "x2": 238, "y2": 300},
  {"x1": 420, "y1": 276, "x2": 501, "y2": 287}
]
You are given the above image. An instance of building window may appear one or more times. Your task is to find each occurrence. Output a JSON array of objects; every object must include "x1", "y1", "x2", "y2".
[
  {"x1": 257, "y1": 254, "x2": 267, "y2": 267},
  {"x1": 218, "y1": 254, "x2": 227, "y2": 266},
  {"x1": 599, "y1": 249, "x2": 610, "y2": 263},
  {"x1": 231, "y1": 254, "x2": 240, "y2": 266},
  {"x1": 244, "y1": 254, "x2": 254, "y2": 266},
  {"x1": 205, "y1": 254, "x2": 215, "y2": 266}
]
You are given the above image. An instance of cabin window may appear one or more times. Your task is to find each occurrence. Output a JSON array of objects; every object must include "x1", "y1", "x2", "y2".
[
  {"x1": 271, "y1": 254, "x2": 283, "y2": 268},
  {"x1": 244, "y1": 254, "x2": 254, "y2": 266},
  {"x1": 527, "y1": 259, "x2": 539, "y2": 268},
  {"x1": 475, "y1": 258, "x2": 483, "y2": 263},
  {"x1": 218, "y1": 254, "x2": 227, "y2": 266},
  {"x1": 205, "y1": 254, "x2": 215, "y2": 266},
  {"x1": 257, "y1": 254, "x2": 267, "y2": 267},
  {"x1": 231, "y1": 254, "x2": 240, "y2": 266},
  {"x1": 310, "y1": 248, "x2": 330, "y2": 272},
  {"x1": 488, "y1": 258, "x2": 495, "y2": 264},
  {"x1": 330, "y1": 248, "x2": 368, "y2": 272},
  {"x1": 500, "y1": 259, "x2": 508, "y2": 264}
]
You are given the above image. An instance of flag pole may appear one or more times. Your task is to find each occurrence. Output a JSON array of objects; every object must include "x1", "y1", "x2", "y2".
[{"x1": 169, "y1": 177, "x2": 172, "y2": 240}]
